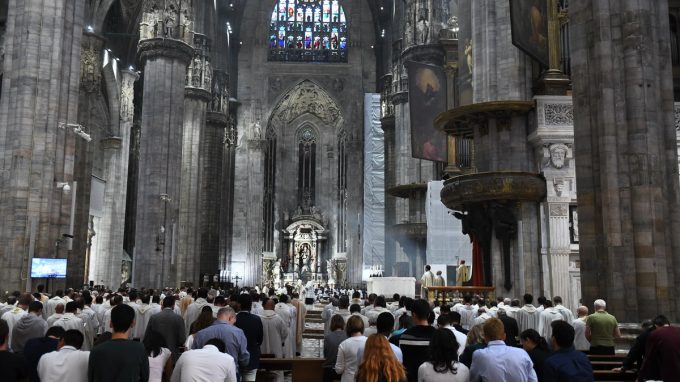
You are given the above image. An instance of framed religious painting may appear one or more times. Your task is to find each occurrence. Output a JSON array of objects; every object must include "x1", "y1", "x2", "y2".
[{"x1": 509, "y1": 0, "x2": 549, "y2": 67}]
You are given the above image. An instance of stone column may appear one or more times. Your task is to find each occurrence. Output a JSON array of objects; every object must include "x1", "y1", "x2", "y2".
[
  {"x1": 177, "y1": 33, "x2": 211, "y2": 286},
  {"x1": 93, "y1": 69, "x2": 138, "y2": 288},
  {"x1": 133, "y1": 1, "x2": 194, "y2": 288},
  {"x1": 0, "y1": 0, "x2": 85, "y2": 291},
  {"x1": 200, "y1": 69, "x2": 229, "y2": 277},
  {"x1": 570, "y1": 0, "x2": 680, "y2": 321}
]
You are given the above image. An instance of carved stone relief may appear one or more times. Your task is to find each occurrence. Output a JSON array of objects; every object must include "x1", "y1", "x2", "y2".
[
  {"x1": 543, "y1": 103, "x2": 573, "y2": 126},
  {"x1": 270, "y1": 80, "x2": 342, "y2": 126},
  {"x1": 549, "y1": 143, "x2": 569, "y2": 169},
  {"x1": 80, "y1": 35, "x2": 104, "y2": 93},
  {"x1": 549, "y1": 203, "x2": 568, "y2": 217},
  {"x1": 140, "y1": 0, "x2": 193, "y2": 44},
  {"x1": 120, "y1": 74, "x2": 136, "y2": 122}
]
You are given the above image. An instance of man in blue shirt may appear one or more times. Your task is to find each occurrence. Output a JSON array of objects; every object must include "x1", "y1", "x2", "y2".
[
  {"x1": 470, "y1": 317, "x2": 537, "y2": 382},
  {"x1": 192, "y1": 306, "x2": 250, "y2": 380},
  {"x1": 543, "y1": 320, "x2": 593, "y2": 382}
]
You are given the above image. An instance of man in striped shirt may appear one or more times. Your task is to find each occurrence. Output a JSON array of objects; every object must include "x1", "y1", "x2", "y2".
[{"x1": 398, "y1": 299, "x2": 435, "y2": 382}]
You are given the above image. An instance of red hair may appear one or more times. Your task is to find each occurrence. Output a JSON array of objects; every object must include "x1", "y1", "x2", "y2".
[{"x1": 355, "y1": 334, "x2": 406, "y2": 382}]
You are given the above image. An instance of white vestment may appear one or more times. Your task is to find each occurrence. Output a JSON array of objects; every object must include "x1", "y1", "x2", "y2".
[
  {"x1": 516, "y1": 304, "x2": 541, "y2": 332},
  {"x1": 44, "y1": 297, "x2": 65, "y2": 319},
  {"x1": 537, "y1": 307, "x2": 563, "y2": 339},
  {"x1": 572, "y1": 317, "x2": 590, "y2": 351},
  {"x1": 183, "y1": 298, "x2": 212, "y2": 334},
  {"x1": 555, "y1": 304, "x2": 575, "y2": 323},
  {"x1": 52, "y1": 313, "x2": 86, "y2": 337},
  {"x1": 274, "y1": 303, "x2": 294, "y2": 358},
  {"x1": 259, "y1": 310, "x2": 289, "y2": 358},
  {"x1": 1, "y1": 308, "x2": 27, "y2": 348},
  {"x1": 457, "y1": 304, "x2": 478, "y2": 330}
]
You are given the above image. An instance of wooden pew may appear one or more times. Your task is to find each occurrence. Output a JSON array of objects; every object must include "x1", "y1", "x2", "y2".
[
  {"x1": 257, "y1": 358, "x2": 325, "y2": 382},
  {"x1": 589, "y1": 354, "x2": 637, "y2": 381}
]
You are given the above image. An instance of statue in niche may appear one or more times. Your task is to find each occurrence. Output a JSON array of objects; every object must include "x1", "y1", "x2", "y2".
[
  {"x1": 295, "y1": 205, "x2": 302, "y2": 217},
  {"x1": 416, "y1": 9, "x2": 429, "y2": 44},
  {"x1": 204, "y1": 61, "x2": 212, "y2": 89},
  {"x1": 326, "y1": 259, "x2": 334, "y2": 279},
  {"x1": 404, "y1": 13, "x2": 414, "y2": 46},
  {"x1": 465, "y1": 39, "x2": 473, "y2": 76},
  {"x1": 549, "y1": 144, "x2": 568, "y2": 169},
  {"x1": 571, "y1": 208, "x2": 579, "y2": 242},
  {"x1": 252, "y1": 120, "x2": 262, "y2": 140},
  {"x1": 164, "y1": 6, "x2": 177, "y2": 38},
  {"x1": 192, "y1": 57, "x2": 201, "y2": 87}
]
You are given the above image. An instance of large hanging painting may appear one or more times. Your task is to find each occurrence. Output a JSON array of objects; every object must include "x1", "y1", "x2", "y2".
[
  {"x1": 406, "y1": 61, "x2": 448, "y2": 163},
  {"x1": 269, "y1": 0, "x2": 348, "y2": 63},
  {"x1": 509, "y1": 0, "x2": 549, "y2": 67}
]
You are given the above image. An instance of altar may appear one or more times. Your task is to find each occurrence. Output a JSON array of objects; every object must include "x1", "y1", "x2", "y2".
[{"x1": 367, "y1": 277, "x2": 416, "y2": 298}]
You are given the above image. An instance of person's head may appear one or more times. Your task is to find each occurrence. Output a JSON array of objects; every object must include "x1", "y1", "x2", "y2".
[
  {"x1": 411, "y1": 299, "x2": 431, "y2": 323},
  {"x1": 28, "y1": 301, "x2": 43, "y2": 315},
  {"x1": 141, "y1": 295, "x2": 150, "y2": 305},
  {"x1": 652, "y1": 315, "x2": 670, "y2": 328},
  {"x1": 65, "y1": 301, "x2": 78, "y2": 313},
  {"x1": 152, "y1": 295, "x2": 160, "y2": 304},
  {"x1": 428, "y1": 328, "x2": 461, "y2": 374},
  {"x1": 519, "y1": 329, "x2": 548, "y2": 352},
  {"x1": 523, "y1": 293, "x2": 533, "y2": 305},
  {"x1": 95, "y1": 295, "x2": 103, "y2": 304},
  {"x1": 463, "y1": 295, "x2": 472, "y2": 304},
  {"x1": 110, "y1": 304, "x2": 136, "y2": 333},
  {"x1": 537, "y1": 296, "x2": 547, "y2": 306},
  {"x1": 482, "y1": 318, "x2": 505, "y2": 342},
  {"x1": 593, "y1": 299, "x2": 606, "y2": 311},
  {"x1": 551, "y1": 320, "x2": 575, "y2": 350},
  {"x1": 37, "y1": 284, "x2": 45, "y2": 293},
  {"x1": 467, "y1": 324, "x2": 485, "y2": 345},
  {"x1": 355, "y1": 334, "x2": 406, "y2": 382},
  {"x1": 376, "y1": 312, "x2": 395, "y2": 335},
  {"x1": 129, "y1": 290, "x2": 138, "y2": 301},
  {"x1": 543, "y1": 300, "x2": 553, "y2": 308},
  {"x1": 279, "y1": 294, "x2": 289, "y2": 303},
  {"x1": 440, "y1": 304, "x2": 451, "y2": 315},
  {"x1": 216, "y1": 306, "x2": 236, "y2": 324},
  {"x1": 197, "y1": 288, "x2": 208, "y2": 299},
  {"x1": 54, "y1": 303, "x2": 65, "y2": 314},
  {"x1": 374, "y1": 296, "x2": 386, "y2": 308},
  {"x1": 59, "y1": 329, "x2": 84, "y2": 350},
  {"x1": 346, "y1": 315, "x2": 365, "y2": 337},
  {"x1": 449, "y1": 311, "x2": 462, "y2": 325},
  {"x1": 214, "y1": 295, "x2": 226, "y2": 307},
  {"x1": 263, "y1": 298, "x2": 275, "y2": 310},
  {"x1": 436, "y1": 270, "x2": 442, "y2": 276},
  {"x1": 237, "y1": 293, "x2": 252, "y2": 312},
  {"x1": 577, "y1": 305, "x2": 588, "y2": 317},
  {"x1": 553, "y1": 296, "x2": 563, "y2": 305},
  {"x1": 0, "y1": 319, "x2": 8, "y2": 349},
  {"x1": 162, "y1": 296, "x2": 175, "y2": 309},
  {"x1": 144, "y1": 330, "x2": 167, "y2": 357},
  {"x1": 55, "y1": 290, "x2": 64, "y2": 298},
  {"x1": 338, "y1": 295, "x2": 349, "y2": 309},
  {"x1": 111, "y1": 294, "x2": 123, "y2": 306},
  {"x1": 349, "y1": 303, "x2": 361, "y2": 314},
  {"x1": 330, "y1": 314, "x2": 346, "y2": 332},
  {"x1": 425, "y1": 265, "x2": 431, "y2": 271},
  {"x1": 18, "y1": 293, "x2": 32, "y2": 308},
  {"x1": 398, "y1": 314, "x2": 414, "y2": 330},
  {"x1": 392, "y1": 293, "x2": 400, "y2": 302},
  {"x1": 206, "y1": 338, "x2": 226, "y2": 353},
  {"x1": 45, "y1": 326, "x2": 65, "y2": 339},
  {"x1": 352, "y1": 291, "x2": 361, "y2": 299},
  {"x1": 511, "y1": 299, "x2": 521, "y2": 307},
  {"x1": 83, "y1": 295, "x2": 93, "y2": 306},
  {"x1": 436, "y1": 313, "x2": 451, "y2": 328}
]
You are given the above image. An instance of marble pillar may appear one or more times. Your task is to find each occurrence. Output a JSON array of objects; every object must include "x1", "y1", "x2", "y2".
[
  {"x1": 570, "y1": 0, "x2": 680, "y2": 321},
  {"x1": 133, "y1": 8, "x2": 194, "y2": 287},
  {"x1": 0, "y1": 0, "x2": 85, "y2": 292}
]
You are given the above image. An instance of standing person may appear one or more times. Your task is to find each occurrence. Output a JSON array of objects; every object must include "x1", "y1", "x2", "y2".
[
  {"x1": 434, "y1": 271, "x2": 445, "y2": 287},
  {"x1": 235, "y1": 294, "x2": 263, "y2": 382},
  {"x1": 144, "y1": 296, "x2": 186, "y2": 363},
  {"x1": 2, "y1": 292, "x2": 31, "y2": 347},
  {"x1": 399, "y1": 299, "x2": 436, "y2": 382},
  {"x1": 324, "y1": 315, "x2": 347, "y2": 382},
  {"x1": 637, "y1": 316, "x2": 680, "y2": 381},
  {"x1": 469, "y1": 318, "x2": 537, "y2": 382},
  {"x1": 23, "y1": 326, "x2": 65, "y2": 382},
  {"x1": 417, "y1": 328, "x2": 469, "y2": 382},
  {"x1": 258, "y1": 298, "x2": 288, "y2": 358},
  {"x1": 543, "y1": 321, "x2": 593, "y2": 382},
  {"x1": 144, "y1": 330, "x2": 172, "y2": 382},
  {"x1": 456, "y1": 260, "x2": 469, "y2": 286},
  {"x1": 436, "y1": 314, "x2": 466, "y2": 356},
  {"x1": 355, "y1": 334, "x2": 407, "y2": 382},
  {"x1": 420, "y1": 265, "x2": 435, "y2": 301},
  {"x1": 0, "y1": 318, "x2": 29, "y2": 381},
  {"x1": 183, "y1": 289, "x2": 211, "y2": 334},
  {"x1": 571, "y1": 306, "x2": 590, "y2": 352},
  {"x1": 171, "y1": 338, "x2": 237, "y2": 382},
  {"x1": 519, "y1": 329, "x2": 550, "y2": 381},
  {"x1": 46, "y1": 304, "x2": 65, "y2": 327},
  {"x1": 52, "y1": 302, "x2": 85, "y2": 339},
  {"x1": 498, "y1": 309, "x2": 520, "y2": 347},
  {"x1": 37, "y1": 329, "x2": 89, "y2": 382},
  {"x1": 552, "y1": 297, "x2": 574, "y2": 323},
  {"x1": 275, "y1": 294, "x2": 296, "y2": 358},
  {"x1": 516, "y1": 294, "x2": 541, "y2": 333},
  {"x1": 192, "y1": 307, "x2": 250, "y2": 377},
  {"x1": 335, "y1": 315, "x2": 368, "y2": 382},
  {"x1": 537, "y1": 301, "x2": 562, "y2": 341},
  {"x1": 88, "y1": 304, "x2": 150, "y2": 382},
  {"x1": 12, "y1": 301, "x2": 47, "y2": 353},
  {"x1": 45, "y1": 291, "x2": 66, "y2": 319},
  {"x1": 585, "y1": 299, "x2": 620, "y2": 355},
  {"x1": 290, "y1": 292, "x2": 306, "y2": 356}
]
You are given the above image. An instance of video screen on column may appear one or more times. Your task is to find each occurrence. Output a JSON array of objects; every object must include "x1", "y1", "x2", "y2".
[{"x1": 31, "y1": 258, "x2": 67, "y2": 278}]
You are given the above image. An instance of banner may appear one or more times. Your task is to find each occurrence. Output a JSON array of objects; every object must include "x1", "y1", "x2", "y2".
[{"x1": 406, "y1": 61, "x2": 448, "y2": 162}]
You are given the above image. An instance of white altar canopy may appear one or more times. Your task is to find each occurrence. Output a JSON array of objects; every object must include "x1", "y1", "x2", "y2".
[{"x1": 367, "y1": 277, "x2": 416, "y2": 298}]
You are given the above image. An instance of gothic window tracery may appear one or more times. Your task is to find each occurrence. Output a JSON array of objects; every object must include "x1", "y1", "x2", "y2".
[
  {"x1": 298, "y1": 126, "x2": 317, "y2": 207},
  {"x1": 268, "y1": 0, "x2": 348, "y2": 62}
]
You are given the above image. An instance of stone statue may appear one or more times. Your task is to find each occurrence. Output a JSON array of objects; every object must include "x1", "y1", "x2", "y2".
[
  {"x1": 326, "y1": 259, "x2": 334, "y2": 280},
  {"x1": 253, "y1": 121, "x2": 262, "y2": 140},
  {"x1": 192, "y1": 57, "x2": 201, "y2": 87},
  {"x1": 416, "y1": 11, "x2": 429, "y2": 44},
  {"x1": 204, "y1": 61, "x2": 212, "y2": 89},
  {"x1": 404, "y1": 14, "x2": 414, "y2": 46},
  {"x1": 165, "y1": 10, "x2": 176, "y2": 38},
  {"x1": 549, "y1": 144, "x2": 568, "y2": 169},
  {"x1": 465, "y1": 39, "x2": 473, "y2": 75}
]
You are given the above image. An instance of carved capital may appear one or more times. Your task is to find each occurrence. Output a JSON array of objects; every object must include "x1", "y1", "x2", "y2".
[{"x1": 138, "y1": 38, "x2": 194, "y2": 65}]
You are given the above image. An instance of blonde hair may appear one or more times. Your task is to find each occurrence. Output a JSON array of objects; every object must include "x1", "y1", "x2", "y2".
[
  {"x1": 466, "y1": 324, "x2": 485, "y2": 346},
  {"x1": 355, "y1": 334, "x2": 406, "y2": 382}
]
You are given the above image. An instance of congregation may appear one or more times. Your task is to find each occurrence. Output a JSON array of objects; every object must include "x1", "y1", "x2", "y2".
[{"x1": 0, "y1": 284, "x2": 679, "y2": 382}]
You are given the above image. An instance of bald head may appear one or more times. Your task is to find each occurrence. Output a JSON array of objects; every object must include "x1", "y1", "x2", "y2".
[
  {"x1": 263, "y1": 299, "x2": 275, "y2": 310},
  {"x1": 577, "y1": 305, "x2": 588, "y2": 317},
  {"x1": 55, "y1": 303, "x2": 65, "y2": 314}
]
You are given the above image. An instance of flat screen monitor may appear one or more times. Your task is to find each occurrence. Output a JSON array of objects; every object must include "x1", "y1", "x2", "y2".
[{"x1": 31, "y1": 258, "x2": 67, "y2": 278}]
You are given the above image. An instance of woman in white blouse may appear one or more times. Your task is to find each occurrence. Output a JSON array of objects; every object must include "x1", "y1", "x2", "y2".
[
  {"x1": 335, "y1": 315, "x2": 368, "y2": 382},
  {"x1": 418, "y1": 328, "x2": 470, "y2": 382},
  {"x1": 145, "y1": 330, "x2": 173, "y2": 382}
]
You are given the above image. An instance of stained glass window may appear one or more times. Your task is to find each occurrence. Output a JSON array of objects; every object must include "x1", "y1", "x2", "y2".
[{"x1": 269, "y1": 0, "x2": 348, "y2": 63}]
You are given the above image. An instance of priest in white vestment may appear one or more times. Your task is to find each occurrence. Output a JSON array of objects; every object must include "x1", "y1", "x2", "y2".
[
  {"x1": 516, "y1": 294, "x2": 541, "y2": 332},
  {"x1": 183, "y1": 290, "x2": 212, "y2": 333},
  {"x1": 44, "y1": 293, "x2": 66, "y2": 319},
  {"x1": 420, "y1": 265, "x2": 435, "y2": 301},
  {"x1": 537, "y1": 302, "x2": 563, "y2": 340},
  {"x1": 1, "y1": 293, "x2": 30, "y2": 348},
  {"x1": 52, "y1": 302, "x2": 86, "y2": 339},
  {"x1": 259, "y1": 299, "x2": 289, "y2": 358},
  {"x1": 275, "y1": 296, "x2": 295, "y2": 358}
]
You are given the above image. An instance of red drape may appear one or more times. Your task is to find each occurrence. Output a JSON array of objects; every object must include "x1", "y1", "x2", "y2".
[{"x1": 470, "y1": 234, "x2": 485, "y2": 286}]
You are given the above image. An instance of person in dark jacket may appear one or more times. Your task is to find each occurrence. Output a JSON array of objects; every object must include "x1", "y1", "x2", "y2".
[
  {"x1": 144, "y1": 296, "x2": 186, "y2": 363},
  {"x1": 543, "y1": 320, "x2": 593, "y2": 382},
  {"x1": 520, "y1": 329, "x2": 550, "y2": 381},
  {"x1": 611, "y1": 317, "x2": 658, "y2": 373},
  {"x1": 23, "y1": 326, "x2": 65, "y2": 382},
  {"x1": 235, "y1": 293, "x2": 264, "y2": 382}
]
